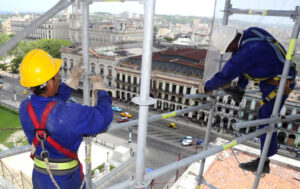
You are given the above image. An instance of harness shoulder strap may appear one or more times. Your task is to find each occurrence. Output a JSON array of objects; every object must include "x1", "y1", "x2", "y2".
[{"x1": 27, "y1": 101, "x2": 58, "y2": 159}]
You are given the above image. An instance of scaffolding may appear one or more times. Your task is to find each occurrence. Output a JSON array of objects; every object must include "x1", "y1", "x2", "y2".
[{"x1": 0, "y1": 0, "x2": 299, "y2": 189}]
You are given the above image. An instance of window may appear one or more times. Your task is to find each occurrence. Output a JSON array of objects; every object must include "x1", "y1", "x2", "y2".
[
  {"x1": 186, "y1": 87, "x2": 191, "y2": 94},
  {"x1": 171, "y1": 96, "x2": 176, "y2": 102},
  {"x1": 99, "y1": 65, "x2": 104, "y2": 75},
  {"x1": 159, "y1": 82, "x2": 163, "y2": 90},
  {"x1": 172, "y1": 84, "x2": 176, "y2": 93},
  {"x1": 164, "y1": 94, "x2": 168, "y2": 100},
  {"x1": 134, "y1": 77, "x2": 137, "y2": 84},
  {"x1": 153, "y1": 80, "x2": 157, "y2": 89},
  {"x1": 108, "y1": 69, "x2": 112, "y2": 76},
  {"x1": 286, "y1": 108, "x2": 292, "y2": 116},
  {"x1": 128, "y1": 76, "x2": 131, "y2": 83},
  {"x1": 165, "y1": 83, "x2": 169, "y2": 92},
  {"x1": 185, "y1": 99, "x2": 189, "y2": 105},
  {"x1": 179, "y1": 86, "x2": 183, "y2": 94},
  {"x1": 117, "y1": 73, "x2": 120, "y2": 81},
  {"x1": 122, "y1": 75, "x2": 125, "y2": 81},
  {"x1": 70, "y1": 59, "x2": 74, "y2": 69},
  {"x1": 178, "y1": 97, "x2": 182, "y2": 103},
  {"x1": 108, "y1": 82, "x2": 111, "y2": 86},
  {"x1": 63, "y1": 58, "x2": 67, "y2": 68}
]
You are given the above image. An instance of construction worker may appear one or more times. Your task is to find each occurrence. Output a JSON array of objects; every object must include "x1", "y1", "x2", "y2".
[
  {"x1": 200, "y1": 26, "x2": 296, "y2": 173},
  {"x1": 18, "y1": 49, "x2": 113, "y2": 189}
]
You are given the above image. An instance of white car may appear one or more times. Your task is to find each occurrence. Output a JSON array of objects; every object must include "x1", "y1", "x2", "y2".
[{"x1": 181, "y1": 136, "x2": 195, "y2": 146}]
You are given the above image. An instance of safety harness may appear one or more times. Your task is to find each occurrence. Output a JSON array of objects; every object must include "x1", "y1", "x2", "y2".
[
  {"x1": 27, "y1": 101, "x2": 84, "y2": 188},
  {"x1": 240, "y1": 29, "x2": 295, "y2": 105}
]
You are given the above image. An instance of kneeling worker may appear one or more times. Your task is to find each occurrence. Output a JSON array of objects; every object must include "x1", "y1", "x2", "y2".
[
  {"x1": 19, "y1": 49, "x2": 113, "y2": 189},
  {"x1": 200, "y1": 26, "x2": 295, "y2": 174}
]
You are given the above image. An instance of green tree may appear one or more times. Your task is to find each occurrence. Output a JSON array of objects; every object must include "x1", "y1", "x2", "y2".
[{"x1": 10, "y1": 39, "x2": 73, "y2": 73}]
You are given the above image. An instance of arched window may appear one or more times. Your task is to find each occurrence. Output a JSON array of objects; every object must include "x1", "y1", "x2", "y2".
[
  {"x1": 63, "y1": 58, "x2": 67, "y2": 68},
  {"x1": 100, "y1": 64, "x2": 104, "y2": 75},
  {"x1": 69, "y1": 59, "x2": 74, "y2": 70}
]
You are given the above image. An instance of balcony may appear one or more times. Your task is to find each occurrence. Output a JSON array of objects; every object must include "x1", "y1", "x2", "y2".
[{"x1": 106, "y1": 75, "x2": 113, "y2": 80}]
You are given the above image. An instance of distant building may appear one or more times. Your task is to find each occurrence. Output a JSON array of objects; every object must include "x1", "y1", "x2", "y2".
[
  {"x1": 115, "y1": 48, "x2": 207, "y2": 118},
  {"x1": 60, "y1": 43, "x2": 165, "y2": 98},
  {"x1": 2, "y1": 1, "x2": 143, "y2": 45}
]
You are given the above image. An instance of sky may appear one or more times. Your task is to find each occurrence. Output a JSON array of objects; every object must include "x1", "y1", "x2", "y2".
[
  {"x1": 0, "y1": 0, "x2": 299, "y2": 25},
  {"x1": 0, "y1": 0, "x2": 216, "y2": 17}
]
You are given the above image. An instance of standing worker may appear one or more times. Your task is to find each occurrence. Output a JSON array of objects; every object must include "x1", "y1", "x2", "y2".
[
  {"x1": 19, "y1": 49, "x2": 113, "y2": 189},
  {"x1": 200, "y1": 26, "x2": 296, "y2": 173}
]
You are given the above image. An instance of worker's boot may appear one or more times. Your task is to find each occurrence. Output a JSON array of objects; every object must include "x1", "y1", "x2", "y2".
[{"x1": 239, "y1": 158, "x2": 270, "y2": 173}]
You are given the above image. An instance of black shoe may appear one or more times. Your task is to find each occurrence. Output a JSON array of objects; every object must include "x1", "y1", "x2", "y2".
[{"x1": 239, "y1": 158, "x2": 270, "y2": 173}]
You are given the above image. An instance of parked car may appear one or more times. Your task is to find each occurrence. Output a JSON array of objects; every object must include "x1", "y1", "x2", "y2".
[
  {"x1": 181, "y1": 136, "x2": 195, "y2": 146},
  {"x1": 67, "y1": 97, "x2": 77, "y2": 103},
  {"x1": 121, "y1": 112, "x2": 132, "y2": 118},
  {"x1": 117, "y1": 117, "x2": 129, "y2": 123},
  {"x1": 167, "y1": 123, "x2": 177, "y2": 129},
  {"x1": 112, "y1": 106, "x2": 122, "y2": 112}
]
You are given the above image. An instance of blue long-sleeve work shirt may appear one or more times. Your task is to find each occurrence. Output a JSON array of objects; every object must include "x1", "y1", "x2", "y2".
[
  {"x1": 19, "y1": 83, "x2": 113, "y2": 159},
  {"x1": 205, "y1": 27, "x2": 294, "y2": 93}
]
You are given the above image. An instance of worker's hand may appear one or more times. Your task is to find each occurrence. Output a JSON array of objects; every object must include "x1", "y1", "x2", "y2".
[
  {"x1": 223, "y1": 85, "x2": 245, "y2": 104},
  {"x1": 89, "y1": 75, "x2": 105, "y2": 91},
  {"x1": 198, "y1": 84, "x2": 211, "y2": 94},
  {"x1": 65, "y1": 58, "x2": 84, "y2": 90}
]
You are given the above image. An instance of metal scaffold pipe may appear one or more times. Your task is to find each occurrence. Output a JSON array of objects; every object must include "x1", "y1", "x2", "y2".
[
  {"x1": 253, "y1": 7, "x2": 300, "y2": 188},
  {"x1": 185, "y1": 86, "x2": 300, "y2": 100},
  {"x1": 81, "y1": 0, "x2": 92, "y2": 188},
  {"x1": 185, "y1": 89, "x2": 260, "y2": 99},
  {"x1": 144, "y1": 127, "x2": 269, "y2": 182},
  {"x1": 0, "y1": 145, "x2": 31, "y2": 159},
  {"x1": 107, "y1": 103, "x2": 211, "y2": 131},
  {"x1": 197, "y1": 1, "x2": 231, "y2": 187},
  {"x1": 106, "y1": 127, "x2": 268, "y2": 189},
  {"x1": 233, "y1": 114, "x2": 300, "y2": 130},
  {"x1": 133, "y1": 0, "x2": 156, "y2": 188},
  {"x1": 0, "y1": 0, "x2": 76, "y2": 57},
  {"x1": 228, "y1": 8, "x2": 300, "y2": 18}
]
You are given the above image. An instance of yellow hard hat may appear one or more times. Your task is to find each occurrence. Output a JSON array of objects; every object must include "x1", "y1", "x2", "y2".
[{"x1": 19, "y1": 49, "x2": 62, "y2": 87}]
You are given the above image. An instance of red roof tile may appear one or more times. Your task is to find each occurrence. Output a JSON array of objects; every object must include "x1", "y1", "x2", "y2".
[
  {"x1": 201, "y1": 150, "x2": 300, "y2": 189},
  {"x1": 130, "y1": 48, "x2": 206, "y2": 69}
]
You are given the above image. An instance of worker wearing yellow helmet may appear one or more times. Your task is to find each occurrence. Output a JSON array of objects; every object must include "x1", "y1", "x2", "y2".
[{"x1": 19, "y1": 49, "x2": 113, "y2": 189}]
